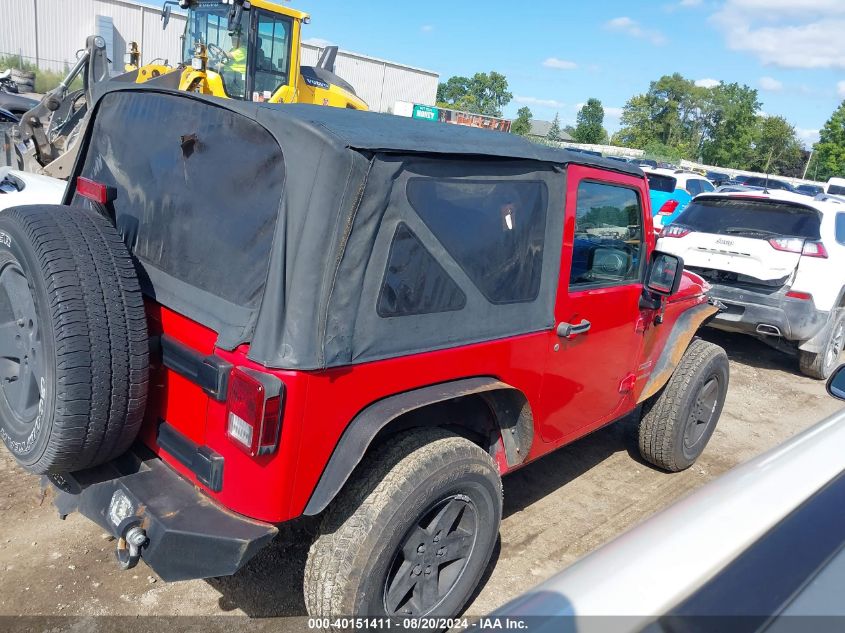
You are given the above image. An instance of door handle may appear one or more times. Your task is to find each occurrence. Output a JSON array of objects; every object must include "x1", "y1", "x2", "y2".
[{"x1": 557, "y1": 319, "x2": 591, "y2": 338}]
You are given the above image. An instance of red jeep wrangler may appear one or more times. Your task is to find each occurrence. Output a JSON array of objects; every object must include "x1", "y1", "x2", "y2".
[{"x1": 0, "y1": 86, "x2": 728, "y2": 618}]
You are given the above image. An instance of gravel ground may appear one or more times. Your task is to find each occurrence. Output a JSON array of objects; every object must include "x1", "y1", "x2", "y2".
[{"x1": 0, "y1": 329, "x2": 842, "y2": 624}]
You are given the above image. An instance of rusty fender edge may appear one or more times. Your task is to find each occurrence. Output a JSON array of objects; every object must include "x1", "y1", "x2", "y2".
[
  {"x1": 637, "y1": 301, "x2": 721, "y2": 404},
  {"x1": 43, "y1": 448, "x2": 278, "y2": 582}
]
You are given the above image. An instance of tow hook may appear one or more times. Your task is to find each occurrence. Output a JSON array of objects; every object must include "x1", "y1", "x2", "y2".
[{"x1": 115, "y1": 523, "x2": 148, "y2": 571}]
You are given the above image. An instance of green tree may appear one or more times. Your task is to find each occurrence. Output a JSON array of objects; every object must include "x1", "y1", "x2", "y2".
[
  {"x1": 748, "y1": 115, "x2": 804, "y2": 176},
  {"x1": 614, "y1": 74, "x2": 706, "y2": 158},
  {"x1": 613, "y1": 74, "x2": 761, "y2": 166},
  {"x1": 511, "y1": 106, "x2": 532, "y2": 136},
  {"x1": 436, "y1": 71, "x2": 513, "y2": 117},
  {"x1": 699, "y1": 83, "x2": 761, "y2": 168},
  {"x1": 547, "y1": 113, "x2": 563, "y2": 142},
  {"x1": 810, "y1": 101, "x2": 845, "y2": 181},
  {"x1": 574, "y1": 98, "x2": 608, "y2": 144}
]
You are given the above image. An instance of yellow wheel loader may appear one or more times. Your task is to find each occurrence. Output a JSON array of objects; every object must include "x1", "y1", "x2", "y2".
[
  {"x1": 126, "y1": 0, "x2": 368, "y2": 110},
  {"x1": 3, "y1": 0, "x2": 366, "y2": 177}
]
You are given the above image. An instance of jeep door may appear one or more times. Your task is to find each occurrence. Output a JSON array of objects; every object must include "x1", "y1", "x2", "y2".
[{"x1": 537, "y1": 165, "x2": 649, "y2": 444}]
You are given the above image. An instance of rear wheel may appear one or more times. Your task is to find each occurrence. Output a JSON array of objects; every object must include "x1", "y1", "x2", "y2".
[
  {"x1": 0, "y1": 205, "x2": 148, "y2": 474},
  {"x1": 799, "y1": 312, "x2": 845, "y2": 380},
  {"x1": 304, "y1": 427, "x2": 502, "y2": 619},
  {"x1": 639, "y1": 339, "x2": 729, "y2": 472}
]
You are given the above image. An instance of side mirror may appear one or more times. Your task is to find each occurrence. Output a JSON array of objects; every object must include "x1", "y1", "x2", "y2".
[
  {"x1": 828, "y1": 366, "x2": 845, "y2": 401},
  {"x1": 646, "y1": 251, "x2": 684, "y2": 296},
  {"x1": 161, "y1": 4, "x2": 171, "y2": 30}
]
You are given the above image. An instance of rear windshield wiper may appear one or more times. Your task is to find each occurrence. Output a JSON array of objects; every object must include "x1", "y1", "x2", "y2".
[{"x1": 722, "y1": 227, "x2": 780, "y2": 237}]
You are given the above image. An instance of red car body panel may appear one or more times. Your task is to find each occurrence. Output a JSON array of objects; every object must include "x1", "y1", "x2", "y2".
[{"x1": 138, "y1": 165, "x2": 709, "y2": 524}]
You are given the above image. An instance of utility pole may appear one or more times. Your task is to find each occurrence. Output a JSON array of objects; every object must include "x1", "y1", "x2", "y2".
[{"x1": 802, "y1": 149, "x2": 814, "y2": 180}]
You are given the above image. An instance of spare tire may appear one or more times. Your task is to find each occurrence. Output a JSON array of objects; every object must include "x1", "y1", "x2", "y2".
[
  {"x1": 10, "y1": 69, "x2": 35, "y2": 82},
  {"x1": 0, "y1": 205, "x2": 148, "y2": 474}
]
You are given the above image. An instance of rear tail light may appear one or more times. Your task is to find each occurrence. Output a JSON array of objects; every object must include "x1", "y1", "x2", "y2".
[
  {"x1": 660, "y1": 225, "x2": 690, "y2": 238},
  {"x1": 786, "y1": 290, "x2": 813, "y2": 301},
  {"x1": 658, "y1": 199, "x2": 680, "y2": 216},
  {"x1": 768, "y1": 237, "x2": 803, "y2": 253},
  {"x1": 801, "y1": 241, "x2": 828, "y2": 258},
  {"x1": 76, "y1": 176, "x2": 115, "y2": 204},
  {"x1": 226, "y1": 367, "x2": 284, "y2": 457},
  {"x1": 768, "y1": 238, "x2": 828, "y2": 258}
]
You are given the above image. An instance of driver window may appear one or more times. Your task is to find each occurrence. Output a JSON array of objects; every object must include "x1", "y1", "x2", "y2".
[
  {"x1": 254, "y1": 12, "x2": 292, "y2": 100},
  {"x1": 569, "y1": 181, "x2": 644, "y2": 288}
]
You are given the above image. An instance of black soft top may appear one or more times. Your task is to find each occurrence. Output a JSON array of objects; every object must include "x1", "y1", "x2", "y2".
[
  {"x1": 261, "y1": 102, "x2": 644, "y2": 175},
  {"x1": 70, "y1": 85, "x2": 643, "y2": 370}
]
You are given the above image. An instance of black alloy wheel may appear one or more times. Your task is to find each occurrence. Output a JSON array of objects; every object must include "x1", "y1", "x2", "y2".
[
  {"x1": 383, "y1": 494, "x2": 478, "y2": 616},
  {"x1": 0, "y1": 261, "x2": 44, "y2": 429},
  {"x1": 683, "y1": 376, "x2": 720, "y2": 454}
]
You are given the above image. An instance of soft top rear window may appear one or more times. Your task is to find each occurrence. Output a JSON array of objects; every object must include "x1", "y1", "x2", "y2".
[
  {"x1": 675, "y1": 197, "x2": 821, "y2": 240},
  {"x1": 76, "y1": 91, "x2": 284, "y2": 319},
  {"x1": 646, "y1": 173, "x2": 676, "y2": 193}
]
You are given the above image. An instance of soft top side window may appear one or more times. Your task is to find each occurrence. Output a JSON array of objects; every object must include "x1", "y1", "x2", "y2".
[
  {"x1": 569, "y1": 180, "x2": 644, "y2": 288},
  {"x1": 407, "y1": 178, "x2": 548, "y2": 305}
]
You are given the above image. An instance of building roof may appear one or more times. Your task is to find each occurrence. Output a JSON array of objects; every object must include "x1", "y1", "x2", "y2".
[{"x1": 528, "y1": 119, "x2": 574, "y2": 141}]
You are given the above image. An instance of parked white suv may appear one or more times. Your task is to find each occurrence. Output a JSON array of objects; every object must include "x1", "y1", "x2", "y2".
[
  {"x1": 0, "y1": 167, "x2": 66, "y2": 212},
  {"x1": 653, "y1": 169, "x2": 716, "y2": 196},
  {"x1": 658, "y1": 190, "x2": 845, "y2": 379}
]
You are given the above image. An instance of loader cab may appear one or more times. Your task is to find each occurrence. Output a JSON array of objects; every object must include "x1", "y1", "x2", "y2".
[{"x1": 180, "y1": 0, "x2": 303, "y2": 103}]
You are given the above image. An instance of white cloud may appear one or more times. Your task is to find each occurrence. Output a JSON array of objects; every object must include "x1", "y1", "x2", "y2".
[
  {"x1": 798, "y1": 128, "x2": 821, "y2": 148},
  {"x1": 420, "y1": 25, "x2": 434, "y2": 33},
  {"x1": 515, "y1": 96, "x2": 566, "y2": 109},
  {"x1": 695, "y1": 78, "x2": 721, "y2": 88},
  {"x1": 605, "y1": 107, "x2": 625, "y2": 118},
  {"x1": 302, "y1": 37, "x2": 335, "y2": 48},
  {"x1": 838, "y1": 81, "x2": 845, "y2": 98},
  {"x1": 605, "y1": 17, "x2": 667, "y2": 46},
  {"x1": 542, "y1": 57, "x2": 578, "y2": 70},
  {"x1": 759, "y1": 76, "x2": 784, "y2": 91},
  {"x1": 712, "y1": 1, "x2": 845, "y2": 68}
]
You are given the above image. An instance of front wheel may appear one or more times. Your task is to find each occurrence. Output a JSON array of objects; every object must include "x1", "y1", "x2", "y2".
[
  {"x1": 639, "y1": 339, "x2": 729, "y2": 472},
  {"x1": 304, "y1": 427, "x2": 502, "y2": 619}
]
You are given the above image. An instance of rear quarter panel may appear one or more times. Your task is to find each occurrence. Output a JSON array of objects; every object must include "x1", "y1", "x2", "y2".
[{"x1": 791, "y1": 210, "x2": 845, "y2": 311}]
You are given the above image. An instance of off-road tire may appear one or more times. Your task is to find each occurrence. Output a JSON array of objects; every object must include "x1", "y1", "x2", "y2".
[
  {"x1": 304, "y1": 427, "x2": 502, "y2": 619},
  {"x1": 798, "y1": 311, "x2": 845, "y2": 380},
  {"x1": 0, "y1": 205, "x2": 148, "y2": 474},
  {"x1": 639, "y1": 339, "x2": 729, "y2": 472}
]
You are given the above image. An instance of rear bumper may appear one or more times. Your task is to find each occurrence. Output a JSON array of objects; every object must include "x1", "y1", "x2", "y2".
[
  {"x1": 45, "y1": 448, "x2": 278, "y2": 582},
  {"x1": 705, "y1": 282, "x2": 828, "y2": 343}
]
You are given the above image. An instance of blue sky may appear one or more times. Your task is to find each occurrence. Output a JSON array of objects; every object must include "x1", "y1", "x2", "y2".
[{"x1": 292, "y1": 0, "x2": 845, "y2": 148}]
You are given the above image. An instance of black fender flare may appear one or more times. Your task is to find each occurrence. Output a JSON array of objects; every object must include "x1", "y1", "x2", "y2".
[
  {"x1": 302, "y1": 377, "x2": 533, "y2": 516},
  {"x1": 637, "y1": 301, "x2": 721, "y2": 404}
]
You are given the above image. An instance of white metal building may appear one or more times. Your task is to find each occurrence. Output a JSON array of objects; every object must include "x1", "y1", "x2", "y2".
[{"x1": 0, "y1": 0, "x2": 438, "y2": 111}]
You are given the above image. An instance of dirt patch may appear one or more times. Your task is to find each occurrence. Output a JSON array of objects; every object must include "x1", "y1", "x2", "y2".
[{"x1": 0, "y1": 330, "x2": 841, "y2": 619}]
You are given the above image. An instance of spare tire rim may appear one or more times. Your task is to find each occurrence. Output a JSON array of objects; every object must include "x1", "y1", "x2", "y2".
[
  {"x1": 383, "y1": 494, "x2": 478, "y2": 616},
  {"x1": 0, "y1": 263, "x2": 44, "y2": 425},
  {"x1": 684, "y1": 377, "x2": 719, "y2": 450}
]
